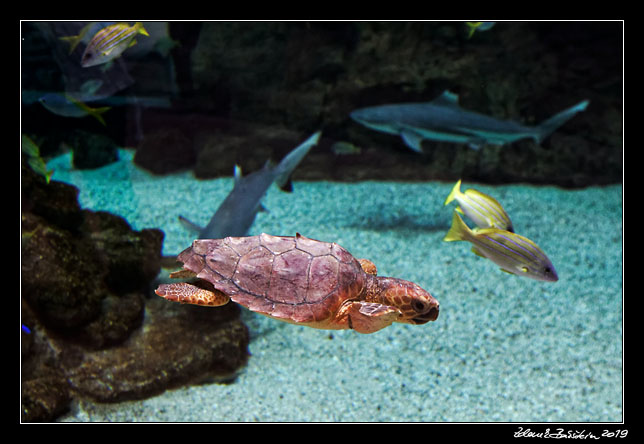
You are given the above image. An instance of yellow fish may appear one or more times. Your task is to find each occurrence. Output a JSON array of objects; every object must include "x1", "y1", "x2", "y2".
[
  {"x1": 81, "y1": 22, "x2": 149, "y2": 68},
  {"x1": 22, "y1": 134, "x2": 54, "y2": 183},
  {"x1": 444, "y1": 211, "x2": 558, "y2": 282},
  {"x1": 465, "y1": 22, "x2": 496, "y2": 39},
  {"x1": 444, "y1": 179, "x2": 514, "y2": 232}
]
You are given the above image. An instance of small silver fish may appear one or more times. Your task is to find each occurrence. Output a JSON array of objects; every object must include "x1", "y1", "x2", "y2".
[
  {"x1": 39, "y1": 93, "x2": 111, "y2": 125},
  {"x1": 81, "y1": 22, "x2": 149, "y2": 68},
  {"x1": 444, "y1": 179, "x2": 514, "y2": 232},
  {"x1": 330, "y1": 141, "x2": 362, "y2": 155},
  {"x1": 444, "y1": 211, "x2": 558, "y2": 282}
]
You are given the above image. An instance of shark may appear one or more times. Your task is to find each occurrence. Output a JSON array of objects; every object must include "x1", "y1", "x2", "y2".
[
  {"x1": 350, "y1": 90, "x2": 589, "y2": 152},
  {"x1": 179, "y1": 131, "x2": 321, "y2": 239}
]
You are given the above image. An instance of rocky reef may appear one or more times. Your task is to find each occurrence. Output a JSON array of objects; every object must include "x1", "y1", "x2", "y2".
[
  {"x1": 133, "y1": 22, "x2": 621, "y2": 187},
  {"x1": 21, "y1": 157, "x2": 250, "y2": 422}
]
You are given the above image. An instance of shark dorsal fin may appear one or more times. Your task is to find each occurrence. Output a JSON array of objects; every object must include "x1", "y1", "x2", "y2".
[
  {"x1": 233, "y1": 165, "x2": 243, "y2": 184},
  {"x1": 432, "y1": 90, "x2": 460, "y2": 108}
]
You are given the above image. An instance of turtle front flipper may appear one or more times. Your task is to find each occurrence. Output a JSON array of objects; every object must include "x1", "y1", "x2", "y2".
[
  {"x1": 155, "y1": 282, "x2": 229, "y2": 306},
  {"x1": 358, "y1": 259, "x2": 377, "y2": 275},
  {"x1": 345, "y1": 301, "x2": 401, "y2": 334}
]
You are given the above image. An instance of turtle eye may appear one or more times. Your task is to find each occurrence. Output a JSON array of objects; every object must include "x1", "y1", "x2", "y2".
[{"x1": 412, "y1": 300, "x2": 427, "y2": 313}]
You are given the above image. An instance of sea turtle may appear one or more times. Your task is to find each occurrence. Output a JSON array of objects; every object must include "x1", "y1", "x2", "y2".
[{"x1": 156, "y1": 233, "x2": 439, "y2": 334}]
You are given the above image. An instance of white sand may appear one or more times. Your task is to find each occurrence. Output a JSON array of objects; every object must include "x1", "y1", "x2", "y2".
[{"x1": 49, "y1": 149, "x2": 622, "y2": 422}]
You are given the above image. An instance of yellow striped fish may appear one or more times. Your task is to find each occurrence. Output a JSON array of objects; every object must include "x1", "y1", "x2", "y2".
[
  {"x1": 444, "y1": 179, "x2": 514, "y2": 232},
  {"x1": 81, "y1": 22, "x2": 149, "y2": 68},
  {"x1": 444, "y1": 211, "x2": 558, "y2": 282}
]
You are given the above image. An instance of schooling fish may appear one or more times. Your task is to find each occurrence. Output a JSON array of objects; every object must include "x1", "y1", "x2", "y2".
[
  {"x1": 81, "y1": 22, "x2": 149, "y2": 68},
  {"x1": 179, "y1": 131, "x2": 321, "y2": 239},
  {"x1": 443, "y1": 211, "x2": 558, "y2": 282},
  {"x1": 444, "y1": 179, "x2": 513, "y2": 232},
  {"x1": 350, "y1": 90, "x2": 589, "y2": 153}
]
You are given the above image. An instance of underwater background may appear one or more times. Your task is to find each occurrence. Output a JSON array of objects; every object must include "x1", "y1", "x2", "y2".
[{"x1": 21, "y1": 21, "x2": 622, "y2": 423}]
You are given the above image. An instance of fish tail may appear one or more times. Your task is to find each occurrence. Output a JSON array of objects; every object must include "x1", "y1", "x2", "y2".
[
  {"x1": 88, "y1": 106, "x2": 111, "y2": 126},
  {"x1": 536, "y1": 100, "x2": 590, "y2": 143},
  {"x1": 134, "y1": 22, "x2": 150, "y2": 37},
  {"x1": 59, "y1": 35, "x2": 81, "y2": 54},
  {"x1": 443, "y1": 179, "x2": 462, "y2": 206},
  {"x1": 443, "y1": 211, "x2": 470, "y2": 242},
  {"x1": 465, "y1": 22, "x2": 479, "y2": 38}
]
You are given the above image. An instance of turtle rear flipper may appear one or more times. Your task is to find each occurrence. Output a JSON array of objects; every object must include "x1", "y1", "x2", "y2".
[
  {"x1": 156, "y1": 282, "x2": 229, "y2": 306},
  {"x1": 346, "y1": 302, "x2": 401, "y2": 334}
]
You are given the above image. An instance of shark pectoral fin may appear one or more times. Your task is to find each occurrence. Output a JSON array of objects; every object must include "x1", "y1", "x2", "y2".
[
  {"x1": 276, "y1": 176, "x2": 294, "y2": 192},
  {"x1": 178, "y1": 215, "x2": 204, "y2": 233},
  {"x1": 233, "y1": 165, "x2": 243, "y2": 184},
  {"x1": 400, "y1": 130, "x2": 425, "y2": 152}
]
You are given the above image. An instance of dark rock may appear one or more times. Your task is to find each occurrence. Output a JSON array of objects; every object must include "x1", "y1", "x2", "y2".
[
  {"x1": 63, "y1": 298, "x2": 249, "y2": 403},
  {"x1": 79, "y1": 210, "x2": 164, "y2": 294},
  {"x1": 22, "y1": 155, "x2": 83, "y2": 232},
  {"x1": 77, "y1": 292, "x2": 145, "y2": 349},
  {"x1": 21, "y1": 210, "x2": 108, "y2": 329},
  {"x1": 22, "y1": 369, "x2": 72, "y2": 422},
  {"x1": 69, "y1": 129, "x2": 119, "y2": 170},
  {"x1": 21, "y1": 157, "x2": 250, "y2": 421},
  {"x1": 133, "y1": 127, "x2": 196, "y2": 175},
  {"x1": 21, "y1": 301, "x2": 72, "y2": 422},
  {"x1": 192, "y1": 124, "x2": 296, "y2": 179},
  {"x1": 180, "y1": 21, "x2": 621, "y2": 188}
]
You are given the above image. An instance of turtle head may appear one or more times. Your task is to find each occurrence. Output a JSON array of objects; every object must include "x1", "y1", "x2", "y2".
[{"x1": 375, "y1": 277, "x2": 439, "y2": 325}]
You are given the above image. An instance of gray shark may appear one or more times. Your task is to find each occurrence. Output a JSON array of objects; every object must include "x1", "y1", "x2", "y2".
[
  {"x1": 179, "y1": 131, "x2": 321, "y2": 239},
  {"x1": 350, "y1": 90, "x2": 589, "y2": 152}
]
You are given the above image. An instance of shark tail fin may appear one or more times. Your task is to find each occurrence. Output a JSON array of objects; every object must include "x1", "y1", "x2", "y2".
[
  {"x1": 536, "y1": 100, "x2": 589, "y2": 143},
  {"x1": 274, "y1": 131, "x2": 321, "y2": 190}
]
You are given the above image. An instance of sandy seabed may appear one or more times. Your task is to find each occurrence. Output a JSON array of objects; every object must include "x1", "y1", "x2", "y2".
[{"x1": 47, "y1": 149, "x2": 622, "y2": 422}]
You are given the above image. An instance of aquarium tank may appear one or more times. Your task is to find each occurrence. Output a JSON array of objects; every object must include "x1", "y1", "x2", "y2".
[{"x1": 21, "y1": 21, "x2": 623, "y2": 426}]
